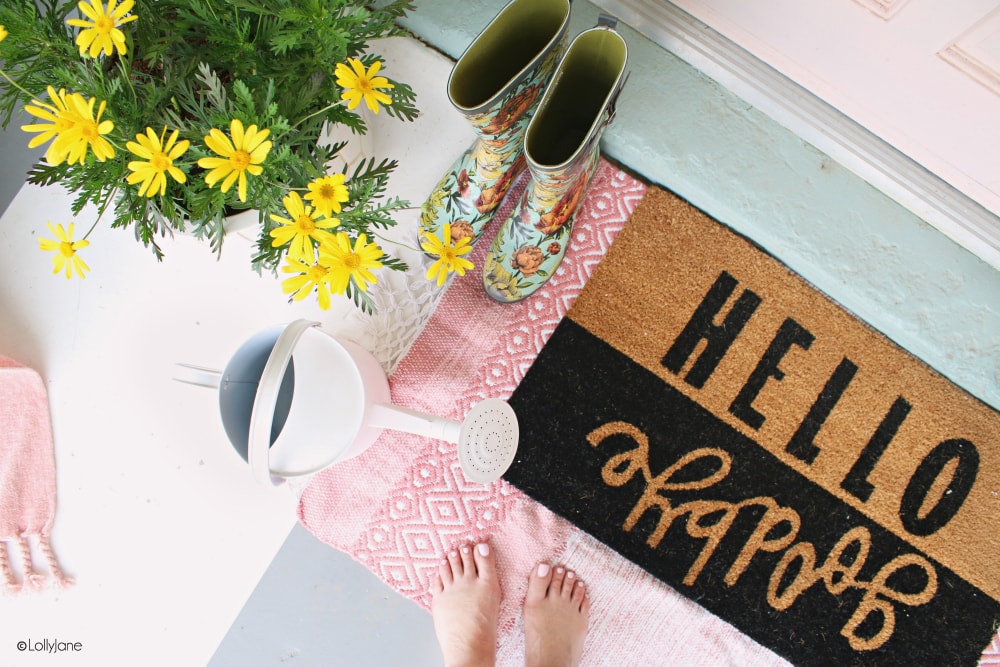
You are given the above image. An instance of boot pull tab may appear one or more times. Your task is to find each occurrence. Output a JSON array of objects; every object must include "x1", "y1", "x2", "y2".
[
  {"x1": 595, "y1": 14, "x2": 628, "y2": 128},
  {"x1": 597, "y1": 13, "x2": 619, "y2": 30}
]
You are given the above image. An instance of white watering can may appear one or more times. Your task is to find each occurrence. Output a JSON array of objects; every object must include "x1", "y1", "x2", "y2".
[{"x1": 175, "y1": 319, "x2": 519, "y2": 486}]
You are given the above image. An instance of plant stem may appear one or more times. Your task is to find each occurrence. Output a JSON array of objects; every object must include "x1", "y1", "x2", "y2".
[
  {"x1": 83, "y1": 185, "x2": 119, "y2": 240},
  {"x1": 291, "y1": 99, "x2": 345, "y2": 130},
  {"x1": 0, "y1": 68, "x2": 36, "y2": 100},
  {"x1": 372, "y1": 231, "x2": 419, "y2": 254}
]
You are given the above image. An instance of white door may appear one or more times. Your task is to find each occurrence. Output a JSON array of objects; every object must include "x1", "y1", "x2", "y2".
[{"x1": 600, "y1": 0, "x2": 1000, "y2": 267}]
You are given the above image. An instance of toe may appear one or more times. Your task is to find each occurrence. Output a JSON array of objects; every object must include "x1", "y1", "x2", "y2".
[
  {"x1": 437, "y1": 558, "x2": 454, "y2": 587},
  {"x1": 431, "y1": 571, "x2": 445, "y2": 595},
  {"x1": 473, "y1": 542, "x2": 495, "y2": 582},
  {"x1": 448, "y1": 548, "x2": 463, "y2": 577},
  {"x1": 459, "y1": 544, "x2": 476, "y2": 577},
  {"x1": 571, "y1": 580, "x2": 586, "y2": 610},
  {"x1": 562, "y1": 570, "x2": 579, "y2": 597},
  {"x1": 550, "y1": 566, "x2": 567, "y2": 598},
  {"x1": 526, "y1": 561, "x2": 552, "y2": 605}
]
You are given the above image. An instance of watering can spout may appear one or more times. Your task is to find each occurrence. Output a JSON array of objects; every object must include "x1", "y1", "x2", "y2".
[
  {"x1": 173, "y1": 363, "x2": 222, "y2": 389},
  {"x1": 368, "y1": 403, "x2": 463, "y2": 444},
  {"x1": 367, "y1": 398, "x2": 519, "y2": 483}
]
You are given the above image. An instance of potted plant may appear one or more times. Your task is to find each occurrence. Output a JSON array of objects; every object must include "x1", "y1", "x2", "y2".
[{"x1": 0, "y1": 0, "x2": 423, "y2": 312}]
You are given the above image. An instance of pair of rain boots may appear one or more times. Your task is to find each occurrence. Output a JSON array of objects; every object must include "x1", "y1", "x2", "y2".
[{"x1": 419, "y1": 0, "x2": 628, "y2": 303}]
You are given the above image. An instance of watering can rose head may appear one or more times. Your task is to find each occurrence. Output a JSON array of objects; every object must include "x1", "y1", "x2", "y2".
[{"x1": 0, "y1": 0, "x2": 428, "y2": 313}]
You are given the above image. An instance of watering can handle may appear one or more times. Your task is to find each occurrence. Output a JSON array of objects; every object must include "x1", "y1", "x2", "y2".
[
  {"x1": 248, "y1": 319, "x2": 320, "y2": 486},
  {"x1": 172, "y1": 363, "x2": 222, "y2": 388}
]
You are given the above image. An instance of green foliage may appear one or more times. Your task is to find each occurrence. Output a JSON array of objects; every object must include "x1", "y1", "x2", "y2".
[{"x1": 0, "y1": 0, "x2": 419, "y2": 311}]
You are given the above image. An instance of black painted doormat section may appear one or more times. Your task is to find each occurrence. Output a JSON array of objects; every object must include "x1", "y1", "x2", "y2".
[{"x1": 504, "y1": 186, "x2": 1000, "y2": 666}]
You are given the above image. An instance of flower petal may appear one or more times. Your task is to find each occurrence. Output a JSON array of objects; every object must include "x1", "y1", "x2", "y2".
[
  {"x1": 248, "y1": 141, "x2": 272, "y2": 163},
  {"x1": 204, "y1": 128, "x2": 234, "y2": 156},
  {"x1": 230, "y1": 119, "x2": 245, "y2": 148},
  {"x1": 78, "y1": 0, "x2": 99, "y2": 21}
]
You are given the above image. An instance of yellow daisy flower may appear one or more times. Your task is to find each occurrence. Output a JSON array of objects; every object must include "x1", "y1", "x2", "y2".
[
  {"x1": 59, "y1": 92, "x2": 116, "y2": 164},
  {"x1": 38, "y1": 222, "x2": 91, "y2": 279},
  {"x1": 66, "y1": 0, "x2": 138, "y2": 58},
  {"x1": 0, "y1": 25, "x2": 8, "y2": 44},
  {"x1": 197, "y1": 118, "x2": 272, "y2": 203},
  {"x1": 126, "y1": 127, "x2": 190, "y2": 197},
  {"x1": 22, "y1": 88, "x2": 115, "y2": 165},
  {"x1": 269, "y1": 191, "x2": 339, "y2": 262},
  {"x1": 321, "y1": 232, "x2": 383, "y2": 294},
  {"x1": 21, "y1": 87, "x2": 80, "y2": 165},
  {"x1": 335, "y1": 58, "x2": 394, "y2": 114},
  {"x1": 304, "y1": 174, "x2": 349, "y2": 218},
  {"x1": 420, "y1": 224, "x2": 474, "y2": 286},
  {"x1": 281, "y1": 257, "x2": 334, "y2": 310}
]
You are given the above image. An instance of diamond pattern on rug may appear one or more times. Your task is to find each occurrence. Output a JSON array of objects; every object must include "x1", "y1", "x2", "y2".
[
  {"x1": 343, "y1": 163, "x2": 647, "y2": 607},
  {"x1": 299, "y1": 161, "x2": 648, "y2": 649}
]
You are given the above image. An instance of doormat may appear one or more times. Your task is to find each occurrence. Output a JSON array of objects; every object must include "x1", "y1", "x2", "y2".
[{"x1": 504, "y1": 186, "x2": 1000, "y2": 666}]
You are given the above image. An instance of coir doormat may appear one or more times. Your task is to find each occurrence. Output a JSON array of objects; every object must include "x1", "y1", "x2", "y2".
[{"x1": 503, "y1": 186, "x2": 1000, "y2": 666}]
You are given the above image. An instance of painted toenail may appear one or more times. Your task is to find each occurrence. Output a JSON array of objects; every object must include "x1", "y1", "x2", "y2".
[
  {"x1": 461, "y1": 545, "x2": 470, "y2": 554},
  {"x1": 450, "y1": 550, "x2": 458, "y2": 558},
  {"x1": 477, "y1": 543, "x2": 490, "y2": 556},
  {"x1": 556, "y1": 567, "x2": 565, "y2": 574},
  {"x1": 537, "y1": 563, "x2": 551, "y2": 577},
  {"x1": 567, "y1": 571, "x2": 575, "y2": 579}
]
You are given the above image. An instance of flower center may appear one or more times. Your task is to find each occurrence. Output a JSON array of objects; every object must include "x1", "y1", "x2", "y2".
[
  {"x1": 230, "y1": 150, "x2": 251, "y2": 170},
  {"x1": 59, "y1": 242, "x2": 76, "y2": 258},
  {"x1": 306, "y1": 265, "x2": 327, "y2": 283},
  {"x1": 150, "y1": 152, "x2": 171, "y2": 172},
  {"x1": 319, "y1": 184, "x2": 338, "y2": 200},
  {"x1": 79, "y1": 119, "x2": 99, "y2": 141},
  {"x1": 95, "y1": 16, "x2": 114, "y2": 33},
  {"x1": 295, "y1": 215, "x2": 315, "y2": 232},
  {"x1": 441, "y1": 247, "x2": 458, "y2": 263},
  {"x1": 343, "y1": 253, "x2": 362, "y2": 271},
  {"x1": 357, "y1": 77, "x2": 373, "y2": 94}
]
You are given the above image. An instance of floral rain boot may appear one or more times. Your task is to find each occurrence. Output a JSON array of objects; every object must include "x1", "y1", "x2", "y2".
[
  {"x1": 483, "y1": 17, "x2": 628, "y2": 303},
  {"x1": 420, "y1": 0, "x2": 571, "y2": 250}
]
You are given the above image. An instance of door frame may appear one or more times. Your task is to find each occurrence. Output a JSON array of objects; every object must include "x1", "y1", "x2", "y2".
[{"x1": 598, "y1": 0, "x2": 1000, "y2": 269}]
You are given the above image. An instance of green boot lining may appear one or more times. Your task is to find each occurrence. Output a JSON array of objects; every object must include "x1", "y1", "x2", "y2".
[
  {"x1": 526, "y1": 29, "x2": 627, "y2": 167},
  {"x1": 449, "y1": 0, "x2": 569, "y2": 111}
]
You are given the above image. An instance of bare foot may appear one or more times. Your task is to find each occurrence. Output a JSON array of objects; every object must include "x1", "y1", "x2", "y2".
[
  {"x1": 523, "y1": 562, "x2": 590, "y2": 667},
  {"x1": 431, "y1": 542, "x2": 500, "y2": 667}
]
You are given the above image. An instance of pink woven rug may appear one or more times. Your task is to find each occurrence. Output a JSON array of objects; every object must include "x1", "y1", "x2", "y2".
[{"x1": 298, "y1": 160, "x2": 1000, "y2": 665}]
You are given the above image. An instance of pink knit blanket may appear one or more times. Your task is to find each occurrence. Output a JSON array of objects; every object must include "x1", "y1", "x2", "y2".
[
  {"x1": 298, "y1": 161, "x2": 1000, "y2": 665},
  {"x1": 0, "y1": 356, "x2": 73, "y2": 594}
]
